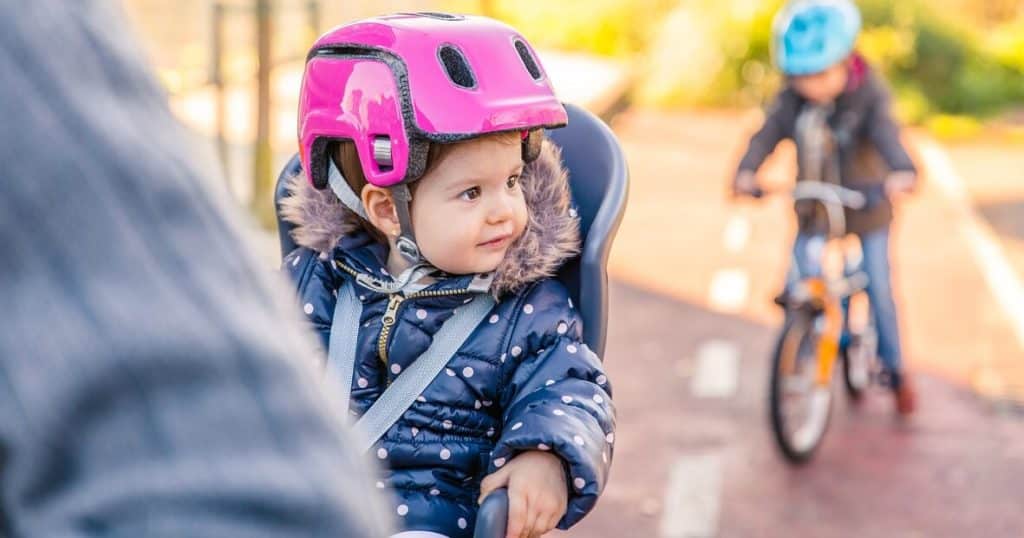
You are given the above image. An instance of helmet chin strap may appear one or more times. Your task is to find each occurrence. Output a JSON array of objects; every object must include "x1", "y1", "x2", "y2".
[
  {"x1": 390, "y1": 183, "x2": 423, "y2": 265},
  {"x1": 328, "y1": 158, "x2": 424, "y2": 264},
  {"x1": 327, "y1": 158, "x2": 369, "y2": 221}
]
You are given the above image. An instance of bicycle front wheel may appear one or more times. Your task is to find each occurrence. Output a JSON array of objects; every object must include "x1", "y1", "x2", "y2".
[{"x1": 769, "y1": 311, "x2": 834, "y2": 464}]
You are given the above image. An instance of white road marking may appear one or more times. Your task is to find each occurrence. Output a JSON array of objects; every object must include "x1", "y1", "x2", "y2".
[
  {"x1": 708, "y1": 269, "x2": 749, "y2": 313},
  {"x1": 691, "y1": 340, "x2": 740, "y2": 398},
  {"x1": 917, "y1": 139, "x2": 1024, "y2": 349},
  {"x1": 723, "y1": 215, "x2": 751, "y2": 253},
  {"x1": 660, "y1": 452, "x2": 724, "y2": 538}
]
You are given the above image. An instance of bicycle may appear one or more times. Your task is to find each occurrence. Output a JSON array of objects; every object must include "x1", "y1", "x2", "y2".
[{"x1": 760, "y1": 180, "x2": 887, "y2": 463}]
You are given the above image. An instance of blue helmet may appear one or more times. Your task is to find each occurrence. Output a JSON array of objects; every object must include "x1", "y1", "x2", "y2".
[{"x1": 772, "y1": 0, "x2": 861, "y2": 76}]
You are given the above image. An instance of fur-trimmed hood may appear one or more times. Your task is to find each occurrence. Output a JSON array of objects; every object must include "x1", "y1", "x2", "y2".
[{"x1": 279, "y1": 139, "x2": 580, "y2": 297}]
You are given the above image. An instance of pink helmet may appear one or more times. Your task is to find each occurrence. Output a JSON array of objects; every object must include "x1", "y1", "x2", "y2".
[
  {"x1": 298, "y1": 12, "x2": 567, "y2": 190},
  {"x1": 297, "y1": 12, "x2": 568, "y2": 263}
]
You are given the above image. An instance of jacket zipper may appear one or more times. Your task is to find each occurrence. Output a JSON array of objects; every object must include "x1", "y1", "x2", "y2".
[
  {"x1": 378, "y1": 294, "x2": 404, "y2": 367},
  {"x1": 332, "y1": 259, "x2": 475, "y2": 369},
  {"x1": 377, "y1": 287, "x2": 474, "y2": 366}
]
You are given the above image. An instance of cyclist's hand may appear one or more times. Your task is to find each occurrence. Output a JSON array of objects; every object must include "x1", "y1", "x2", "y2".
[
  {"x1": 732, "y1": 170, "x2": 762, "y2": 198},
  {"x1": 884, "y1": 171, "x2": 916, "y2": 202},
  {"x1": 479, "y1": 450, "x2": 568, "y2": 538}
]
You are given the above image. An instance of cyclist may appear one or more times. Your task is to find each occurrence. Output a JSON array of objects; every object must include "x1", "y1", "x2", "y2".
[{"x1": 732, "y1": 0, "x2": 918, "y2": 415}]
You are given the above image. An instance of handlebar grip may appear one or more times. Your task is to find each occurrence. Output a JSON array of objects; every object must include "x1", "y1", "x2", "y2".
[
  {"x1": 474, "y1": 489, "x2": 509, "y2": 538},
  {"x1": 862, "y1": 184, "x2": 887, "y2": 209}
]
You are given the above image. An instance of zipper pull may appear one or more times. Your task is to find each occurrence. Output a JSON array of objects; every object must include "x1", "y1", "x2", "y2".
[
  {"x1": 382, "y1": 294, "x2": 404, "y2": 327},
  {"x1": 378, "y1": 293, "x2": 405, "y2": 368}
]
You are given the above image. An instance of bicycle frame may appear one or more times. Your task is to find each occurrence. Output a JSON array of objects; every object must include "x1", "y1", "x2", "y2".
[{"x1": 785, "y1": 181, "x2": 869, "y2": 389}]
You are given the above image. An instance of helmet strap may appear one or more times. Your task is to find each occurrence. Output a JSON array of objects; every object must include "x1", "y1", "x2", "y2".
[
  {"x1": 327, "y1": 159, "x2": 369, "y2": 220},
  {"x1": 390, "y1": 183, "x2": 422, "y2": 265},
  {"x1": 328, "y1": 158, "x2": 424, "y2": 265}
]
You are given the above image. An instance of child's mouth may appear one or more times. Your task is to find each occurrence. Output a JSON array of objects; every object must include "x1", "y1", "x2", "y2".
[{"x1": 478, "y1": 234, "x2": 512, "y2": 249}]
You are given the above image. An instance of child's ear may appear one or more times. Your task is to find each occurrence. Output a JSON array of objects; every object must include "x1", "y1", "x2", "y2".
[{"x1": 361, "y1": 184, "x2": 400, "y2": 237}]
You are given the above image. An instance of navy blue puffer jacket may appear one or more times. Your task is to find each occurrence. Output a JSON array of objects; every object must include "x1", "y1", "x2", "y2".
[{"x1": 281, "y1": 141, "x2": 615, "y2": 538}]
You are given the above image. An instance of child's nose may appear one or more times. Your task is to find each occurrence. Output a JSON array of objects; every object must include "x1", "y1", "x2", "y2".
[{"x1": 486, "y1": 192, "x2": 515, "y2": 223}]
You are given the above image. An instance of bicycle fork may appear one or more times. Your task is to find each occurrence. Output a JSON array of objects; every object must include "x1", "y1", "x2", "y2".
[
  {"x1": 815, "y1": 294, "x2": 843, "y2": 386},
  {"x1": 782, "y1": 277, "x2": 844, "y2": 387}
]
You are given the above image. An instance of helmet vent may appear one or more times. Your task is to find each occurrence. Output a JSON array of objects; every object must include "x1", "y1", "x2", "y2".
[
  {"x1": 514, "y1": 40, "x2": 542, "y2": 80},
  {"x1": 438, "y1": 45, "x2": 476, "y2": 89}
]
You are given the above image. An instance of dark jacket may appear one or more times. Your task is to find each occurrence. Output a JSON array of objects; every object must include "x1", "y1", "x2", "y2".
[
  {"x1": 281, "y1": 141, "x2": 616, "y2": 538},
  {"x1": 0, "y1": 1, "x2": 391, "y2": 536},
  {"x1": 738, "y1": 56, "x2": 917, "y2": 234}
]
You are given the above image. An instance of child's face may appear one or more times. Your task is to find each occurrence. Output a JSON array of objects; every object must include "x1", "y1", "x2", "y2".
[
  {"x1": 791, "y1": 61, "x2": 848, "y2": 104},
  {"x1": 410, "y1": 135, "x2": 527, "y2": 275}
]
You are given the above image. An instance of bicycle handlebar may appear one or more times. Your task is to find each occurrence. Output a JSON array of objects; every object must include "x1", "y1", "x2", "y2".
[
  {"x1": 743, "y1": 181, "x2": 886, "y2": 210},
  {"x1": 474, "y1": 488, "x2": 509, "y2": 538}
]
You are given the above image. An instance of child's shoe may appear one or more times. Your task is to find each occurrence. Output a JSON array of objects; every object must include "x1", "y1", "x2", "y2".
[{"x1": 894, "y1": 373, "x2": 916, "y2": 416}]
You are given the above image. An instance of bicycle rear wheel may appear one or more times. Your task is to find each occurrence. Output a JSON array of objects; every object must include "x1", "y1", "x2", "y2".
[
  {"x1": 841, "y1": 292, "x2": 877, "y2": 401},
  {"x1": 769, "y1": 311, "x2": 833, "y2": 464}
]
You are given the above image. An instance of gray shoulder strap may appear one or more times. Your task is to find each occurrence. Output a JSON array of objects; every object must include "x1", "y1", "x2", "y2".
[
  {"x1": 326, "y1": 280, "x2": 362, "y2": 418},
  {"x1": 326, "y1": 280, "x2": 496, "y2": 452},
  {"x1": 353, "y1": 294, "x2": 494, "y2": 452}
]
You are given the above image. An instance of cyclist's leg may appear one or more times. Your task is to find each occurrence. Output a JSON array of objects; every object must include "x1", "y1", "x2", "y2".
[
  {"x1": 792, "y1": 232, "x2": 826, "y2": 281},
  {"x1": 839, "y1": 237, "x2": 860, "y2": 348},
  {"x1": 780, "y1": 233, "x2": 826, "y2": 313},
  {"x1": 858, "y1": 226, "x2": 904, "y2": 387}
]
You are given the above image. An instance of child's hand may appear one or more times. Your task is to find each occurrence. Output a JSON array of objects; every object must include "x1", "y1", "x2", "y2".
[
  {"x1": 884, "y1": 171, "x2": 916, "y2": 202},
  {"x1": 732, "y1": 170, "x2": 762, "y2": 198},
  {"x1": 478, "y1": 451, "x2": 568, "y2": 538}
]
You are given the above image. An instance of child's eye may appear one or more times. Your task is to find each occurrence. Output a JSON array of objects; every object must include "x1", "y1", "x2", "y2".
[
  {"x1": 506, "y1": 174, "x2": 520, "y2": 190},
  {"x1": 459, "y1": 187, "x2": 481, "y2": 201}
]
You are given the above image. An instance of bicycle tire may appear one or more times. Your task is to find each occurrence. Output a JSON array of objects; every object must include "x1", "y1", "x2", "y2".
[
  {"x1": 769, "y1": 311, "x2": 833, "y2": 464},
  {"x1": 841, "y1": 294, "x2": 876, "y2": 401}
]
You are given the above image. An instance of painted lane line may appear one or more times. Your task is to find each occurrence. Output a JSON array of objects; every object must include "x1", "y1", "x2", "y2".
[
  {"x1": 691, "y1": 340, "x2": 741, "y2": 398},
  {"x1": 917, "y1": 139, "x2": 1024, "y2": 349},
  {"x1": 660, "y1": 452, "x2": 724, "y2": 538},
  {"x1": 723, "y1": 214, "x2": 751, "y2": 253},
  {"x1": 708, "y1": 268, "x2": 749, "y2": 314}
]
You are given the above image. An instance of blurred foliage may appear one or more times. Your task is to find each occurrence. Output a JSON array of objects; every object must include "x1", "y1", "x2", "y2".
[
  {"x1": 475, "y1": 0, "x2": 1024, "y2": 124},
  {"x1": 926, "y1": 114, "x2": 984, "y2": 141},
  {"x1": 442, "y1": 0, "x2": 678, "y2": 56}
]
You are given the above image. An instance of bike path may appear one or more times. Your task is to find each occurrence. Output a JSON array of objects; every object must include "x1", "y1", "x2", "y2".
[{"x1": 563, "y1": 108, "x2": 1024, "y2": 537}]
